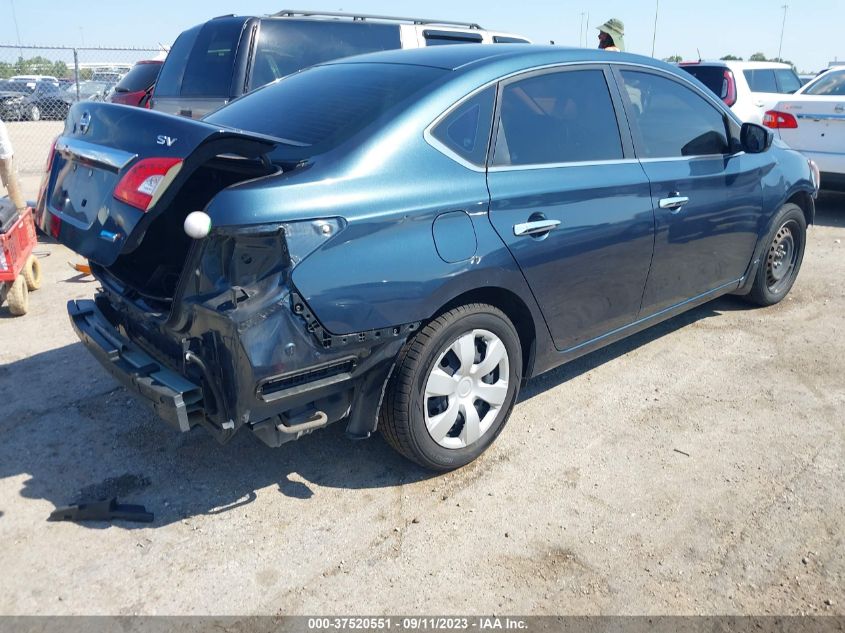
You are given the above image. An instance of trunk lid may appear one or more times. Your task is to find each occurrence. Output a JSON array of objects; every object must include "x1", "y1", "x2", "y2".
[
  {"x1": 37, "y1": 101, "x2": 277, "y2": 266},
  {"x1": 774, "y1": 97, "x2": 845, "y2": 154}
]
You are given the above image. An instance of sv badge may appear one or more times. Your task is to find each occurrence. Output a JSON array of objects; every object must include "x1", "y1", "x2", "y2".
[{"x1": 156, "y1": 135, "x2": 177, "y2": 147}]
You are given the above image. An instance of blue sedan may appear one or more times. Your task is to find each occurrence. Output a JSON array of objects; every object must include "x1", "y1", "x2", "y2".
[{"x1": 38, "y1": 45, "x2": 819, "y2": 470}]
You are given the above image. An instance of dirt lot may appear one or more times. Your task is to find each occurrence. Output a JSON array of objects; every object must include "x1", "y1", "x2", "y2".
[{"x1": 0, "y1": 191, "x2": 843, "y2": 616}]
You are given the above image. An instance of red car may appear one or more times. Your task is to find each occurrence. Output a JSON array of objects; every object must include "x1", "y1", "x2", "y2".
[{"x1": 108, "y1": 60, "x2": 162, "y2": 108}]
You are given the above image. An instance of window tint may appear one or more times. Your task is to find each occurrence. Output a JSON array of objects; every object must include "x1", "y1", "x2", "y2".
[
  {"x1": 431, "y1": 87, "x2": 496, "y2": 165},
  {"x1": 680, "y1": 66, "x2": 730, "y2": 99},
  {"x1": 493, "y1": 36, "x2": 530, "y2": 43},
  {"x1": 803, "y1": 70, "x2": 845, "y2": 96},
  {"x1": 743, "y1": 69, "x2": 778, "y2": 93},
  {"x1": 155, "y1": 20, "x2": 243, "y2": 98},
  {"x1": 621, "y1": 70, "x2": 729, "y2": 158},
  {"x1": 492, "y1": 69, "x2": 623, "y2": 166},
  {"x1": 115, "y1": 62, "x2": 161, "y2": 93},
  {"x1": 774, "y1": 69, "x2": 802, "y2": 93},
  {"x1": 424, "y1": 30, "x2": 483, "y2": 46},
  {"x1": 206, "y1": 63, "x2": 446, "y2": 156},
  {"x1": 251, "y1": 21, "x2": 402, "y2": 89}
]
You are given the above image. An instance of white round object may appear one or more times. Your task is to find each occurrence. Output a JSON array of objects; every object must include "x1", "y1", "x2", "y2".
[{"x1": 184, "y1": 211, "x2": 212, "y2": 239}]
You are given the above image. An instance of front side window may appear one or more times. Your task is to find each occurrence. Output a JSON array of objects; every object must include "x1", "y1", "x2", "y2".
[
  {"x1": 250, "y1": 21, "x2": 402, "y2": 89},
  {"x1": 620, "y1": 70, "x2": 729, "y2": 159},
  {"x1": 492, "y1": 69, "x2": 623, "y2": 166},
  {"x1": 744, "y1": 69, "x2": 778, "y2": 93},
  {"x1": 431, "y1": 87, "x2": 496, "y2": 166}
]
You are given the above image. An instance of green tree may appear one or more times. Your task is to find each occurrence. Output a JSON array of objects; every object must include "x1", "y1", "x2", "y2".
[
  {"x1": 664, "y1": 54, "x2": 683, "y2": 63},
  {"x1": 720, "y1": 54, "x2": 743, "y2": 61},
  {"x1": 749, "y1": 52, "x2": 768, "y2": 61}
]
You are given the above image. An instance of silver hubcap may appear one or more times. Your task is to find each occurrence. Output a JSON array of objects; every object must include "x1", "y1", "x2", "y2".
[{"x1": 424, "y1": 329, "x2": 510, "y2": 450}]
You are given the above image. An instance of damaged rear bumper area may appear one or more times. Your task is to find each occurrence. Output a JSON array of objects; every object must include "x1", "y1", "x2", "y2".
[{"x1": 68, "y1": 292, "x2": 410, "y2": 448}]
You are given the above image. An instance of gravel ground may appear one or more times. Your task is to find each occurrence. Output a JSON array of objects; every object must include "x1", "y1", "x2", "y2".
[{"x1": 0, "y1": 192, "x2": 843, "y2": 616}]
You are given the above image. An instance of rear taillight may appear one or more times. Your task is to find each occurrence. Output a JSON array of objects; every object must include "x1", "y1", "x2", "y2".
[
  {"x1": 114, "y1": 157, "x2": 182, "y2": 211},
  {"x1": 763, "y1": 110, "x2": 798, "y2": 129},
  {"x1": 722, "y1": 70, "x2": 737, "y2": 107}
]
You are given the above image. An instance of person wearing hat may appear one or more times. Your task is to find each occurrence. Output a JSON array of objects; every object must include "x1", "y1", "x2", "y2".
[{"x1": 597, "y1": 18, "x2": 625, "y2": 52}]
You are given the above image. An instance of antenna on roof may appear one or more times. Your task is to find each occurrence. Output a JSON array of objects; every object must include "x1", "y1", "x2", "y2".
[{"x1": 697, "y1": 48, "x2": 702, "y2": 62}]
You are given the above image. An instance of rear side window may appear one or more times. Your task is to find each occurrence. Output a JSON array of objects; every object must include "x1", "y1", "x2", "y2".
[
  {"x1": 774, "y1": 69, "x2": 802, "y2": 94},
  {"x1": 155, "y1": 19, "x2": 244, "y2": 98},
  {"x1": 206, "y1": 63, "x2": 447, "y2": 155},
  {"x1": 621, "y1": 71, "x2": 729, "y2": 158},
  {"x1": 115, "y1": 63, "x2": 161, "y2": 92},
  {"x1": 423, "y1": 30, "x2": 483, "y2": 46},
  {"x1": 803, "y1": 71, "x2": 845, "y2": 96},
  {"x1": 493, "y1": 36, "x2": 530, "y2": 44},
  {"x1": 250, "y1": 21, "x2": 401, "y2": 89},
  {"x1": 431, "y1": 87, "x2": 496, "y2": 166},
  {"x1": 492, "y1": 69, "x2": 623, "y2": 166},
  {"x1": 743, "y1": 69, "x2": 778, "y2": 93}
]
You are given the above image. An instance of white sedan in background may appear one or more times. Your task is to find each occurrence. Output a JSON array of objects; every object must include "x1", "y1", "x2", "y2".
[{"x1": 765, "y1": 68, "x2": 845, "y2": 189}]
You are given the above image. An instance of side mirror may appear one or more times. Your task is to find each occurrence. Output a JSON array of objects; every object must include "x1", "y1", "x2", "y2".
[{"x1": 740, "y1": 122, "x2": 773, "y2": 154}]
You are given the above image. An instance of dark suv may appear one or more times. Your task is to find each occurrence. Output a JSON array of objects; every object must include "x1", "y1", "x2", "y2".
[{"x1": 151, "y1": 10, "x2": 529, "y2": 119}]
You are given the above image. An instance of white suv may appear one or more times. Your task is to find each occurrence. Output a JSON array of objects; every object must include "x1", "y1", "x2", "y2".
[{"x1": 679, "y1": 60, "x2": 802, "y2": 124}]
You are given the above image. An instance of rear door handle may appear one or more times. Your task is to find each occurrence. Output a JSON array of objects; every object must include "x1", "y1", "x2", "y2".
[
  {"x1": 513, "y1": 219, "x2": 561, "y2": 237},
  {"x1": 659, "y1": 196, "x2": 690, "y2": 211}
]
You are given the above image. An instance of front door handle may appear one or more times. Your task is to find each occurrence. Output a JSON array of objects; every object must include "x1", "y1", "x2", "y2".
[
  {"x1": 513, "y1": 219, "x2": 561, "y2": 237},
  {"x1": 659, "y1": 196, "x2": 690, "y2": 211}
]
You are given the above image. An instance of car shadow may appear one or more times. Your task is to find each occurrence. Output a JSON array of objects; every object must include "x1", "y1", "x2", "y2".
[
  {"x1": 0, "y1": 294, "x2": 751, "y2": 530},
  {"x1": 813, "y1": 190, "x2": 845, "y2": 228}
]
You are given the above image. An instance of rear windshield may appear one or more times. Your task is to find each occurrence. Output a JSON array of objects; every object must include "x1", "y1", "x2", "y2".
[
  {"x1": 803, "y1": 71, "x2": 845, "y2": 96},
  {"x1": 155, "y1": 19, "x2": 244, "y2": 98},
  {"x1": 680, "y1": 66, "x2": 730, "y2": 99},
  {"x1": 115, "y1": 62, "x2": 161, "y2": 93},
  {"x1": 250, "y1": 20, "x2": 401, "y2": 89},
  {"x1": 205, "y1": 63, "x2": 447, "y2": 155}
]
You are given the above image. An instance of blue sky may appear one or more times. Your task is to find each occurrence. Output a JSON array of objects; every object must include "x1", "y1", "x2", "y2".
[{"x1": 1, "y1": 0, "x2": 841, "y2": 72}]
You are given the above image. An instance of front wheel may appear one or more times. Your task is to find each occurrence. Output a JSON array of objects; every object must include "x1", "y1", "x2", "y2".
[
  {"x1": 380, "y1": 303, "x2": 522, "y2": 471},
  {"x1": 746, "y1": 203, "x2": 807, "y2": 306},
  {"x1": 28, "y1": 104, "x2": 41, "y2": 122}
]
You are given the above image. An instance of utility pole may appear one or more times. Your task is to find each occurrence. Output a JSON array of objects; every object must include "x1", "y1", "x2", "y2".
[
  {"x1": 651, "y1": 0, "x2": 660, "y2": 57},
  {"x1": 777, "y1": 4, "x2": 788, "y2": 60}
]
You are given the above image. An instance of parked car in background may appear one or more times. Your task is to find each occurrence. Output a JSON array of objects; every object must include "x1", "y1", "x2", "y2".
[
  {"x1": 679, "y1": 60, "x2": 802, "y2": 124},
  {"x1": 152, "y1": 10, "x2": 530, "y2": 118},
  {"x1": 765, "y1": 67, "x2": 845, "y2": 189},
  {"x1": 10, "y1": 74, "x2": 58, "y2": 84},
  {"x1": 0, "y1": 80, "x2": 69, "y2": 121},
  {"x1": 38, "y1": 46, "x2": 818, "y2": 470},
  {"x1": 62, "y1": 80, "x2": 115, "y2": 104},
  {"x1": 108, "y1": 60, "x2": 163, "y2": 107}
]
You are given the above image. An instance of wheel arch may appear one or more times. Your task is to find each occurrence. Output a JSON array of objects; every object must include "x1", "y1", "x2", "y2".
[
  {"x1": 786, "y1": 189, "x2": 815, "y2": 227},
  {"x1": 434, "y1": 286, "x2": 538, "y2": 380}
]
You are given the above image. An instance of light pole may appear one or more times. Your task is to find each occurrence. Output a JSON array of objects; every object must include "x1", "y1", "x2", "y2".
[
  {"x1": 651, "y1": 0, "x2": 660, "y2": 57},
  {"x1": 777, "y1": 4, "x2": 788, "y2": 60},
  {"x1": 579, "y1": 12, "x2": 585, "y2": 47}
]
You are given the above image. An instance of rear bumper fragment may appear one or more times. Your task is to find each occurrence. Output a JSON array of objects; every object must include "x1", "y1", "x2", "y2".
[{"x1": 68, "y1": 299, "x2": 204, "y2": 432}]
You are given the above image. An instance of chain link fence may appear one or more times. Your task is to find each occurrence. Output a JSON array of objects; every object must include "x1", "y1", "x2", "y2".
[{"x1": 0, "y1": 45, "x2": 162, "y2": 174}]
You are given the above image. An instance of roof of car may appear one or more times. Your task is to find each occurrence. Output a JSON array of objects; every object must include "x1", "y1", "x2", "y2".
[
  {"x1": 680, "y1": 60, "x2": 793, "y2": 70},
  {"x1": 324, "y1": 44, "x2": 669, "y2": 73}
]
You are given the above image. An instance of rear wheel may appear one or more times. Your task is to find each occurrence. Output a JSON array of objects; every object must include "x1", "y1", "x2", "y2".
[
  {"x1": 23, "y1": 255, "x2": 42, "y2": 291},
  {"x1": 28, "y1": 105, "x2": 41, "y2": 122},
  {"x1": 380, "y1": 303, "x2": 522, "y2": 471},
  {"x1": 746, "y1": 203, "x2": 806, "y2": 306},
  {"x1": 6, "y1": 274, "x2": 29, "y2": 316}
]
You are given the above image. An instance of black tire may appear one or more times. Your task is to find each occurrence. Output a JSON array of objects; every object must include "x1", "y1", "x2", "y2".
[
  {"x1": 746, "y1": 203, "x2": 807, "y2": 306},
  {"x1": 380, "y1": 303, "x2": 522, "y2": 471}
]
